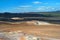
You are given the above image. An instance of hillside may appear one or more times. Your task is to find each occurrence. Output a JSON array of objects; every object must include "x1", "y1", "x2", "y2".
[{"x1": 0, "y1": 11, "x2": 60, "y2": 24}]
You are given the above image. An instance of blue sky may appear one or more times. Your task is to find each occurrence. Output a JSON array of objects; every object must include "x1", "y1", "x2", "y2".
[{"x1": 0, "y1": 0, "x2": 60, "y2": 13}]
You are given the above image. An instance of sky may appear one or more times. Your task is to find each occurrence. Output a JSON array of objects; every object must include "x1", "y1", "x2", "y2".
[{"x1": 0, "y1": 0, "x2": 60, "y2": 13}]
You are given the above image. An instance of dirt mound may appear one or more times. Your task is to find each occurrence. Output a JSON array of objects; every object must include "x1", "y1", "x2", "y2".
[{"x1": 26, "y1": 21, "x2": 54, "y2": 25}]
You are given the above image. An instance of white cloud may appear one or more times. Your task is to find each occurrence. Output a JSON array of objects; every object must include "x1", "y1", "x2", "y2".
[
  {"x1": 37, "y1": 7, "x2": 45, "y2": 10},
  {"x1": 19, "y1": 5, "x2": 32, "y2": 8},
  {"x1": 12, "y1": 5, "x2": 32, "y2": 12},
  {"x1": 37, "y1": 6, "x2": 45, "y2": 10},
  {"x1": 33, "y1": 1, "x2": 42, "y2": 4},
  {"x1": 14, "y1": 5, "x2": 32, "y2": 10},
  {"x1": 44, "y1": 6, "x2": 55, "y2": 9},
  {"x1": 37, "y1": 6, "x2": 55, "y2": 11}
]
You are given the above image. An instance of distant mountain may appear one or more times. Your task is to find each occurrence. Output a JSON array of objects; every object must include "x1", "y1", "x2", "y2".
[
  {"x1": 55, "y1": 11, "x2": 60, "y2": 12},
  {"x1": 0, "y1": 10, "x2": 60, "y2": 18}
]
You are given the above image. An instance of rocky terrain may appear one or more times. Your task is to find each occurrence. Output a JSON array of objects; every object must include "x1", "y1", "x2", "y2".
[{"x1": 0, "y1": 21, "x2": 60, "y2": 40}]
